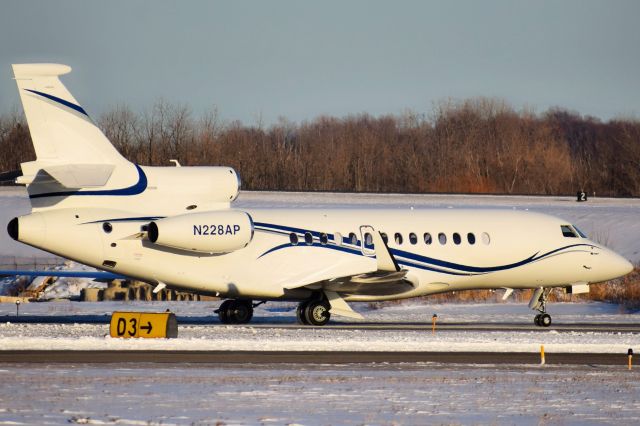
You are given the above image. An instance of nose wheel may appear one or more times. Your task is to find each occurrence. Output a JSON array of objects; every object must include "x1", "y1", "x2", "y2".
[
  {"x1": 530, "y1": 288, "x2": 552, "y2": 327},
  {"x1": 534, "y1": 313, "x2": 552, "y2": 327}
]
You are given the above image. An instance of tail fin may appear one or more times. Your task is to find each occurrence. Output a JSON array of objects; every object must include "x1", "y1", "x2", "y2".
[{"x1": 12, "y1": 64, "x2": 127, "y2": 168}]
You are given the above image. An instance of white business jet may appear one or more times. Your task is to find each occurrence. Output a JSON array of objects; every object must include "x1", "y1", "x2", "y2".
[{"x1": 6, "y1": 64, "x2": 634, "y2": 327}]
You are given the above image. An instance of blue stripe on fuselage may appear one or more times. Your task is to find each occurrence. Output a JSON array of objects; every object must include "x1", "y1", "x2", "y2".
[{"x1": 253, "y1": 222, "x2": 596, "y2": 276}]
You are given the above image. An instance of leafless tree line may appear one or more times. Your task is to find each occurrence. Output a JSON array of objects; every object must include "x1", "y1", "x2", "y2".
[{"x1": 1, "y1": 97, "x2": 639, "y2": 196}]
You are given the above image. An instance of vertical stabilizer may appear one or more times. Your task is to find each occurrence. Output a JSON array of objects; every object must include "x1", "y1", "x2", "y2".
[{"x1": 12, "y1": 64, "x2": 127, "y2": 165}]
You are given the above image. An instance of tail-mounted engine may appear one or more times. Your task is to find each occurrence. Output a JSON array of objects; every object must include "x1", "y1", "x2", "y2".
[{"x1": 148, "y1": 210, "x2": 254, "y2": 254}]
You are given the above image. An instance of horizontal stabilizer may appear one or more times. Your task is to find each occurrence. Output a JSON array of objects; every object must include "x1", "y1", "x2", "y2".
[
  {"x1": 43, "y1": 164, "x2": 115, "y2": 187},
  {"x1": 16, "y1": 162, "x2": 115, "y2": 187}
]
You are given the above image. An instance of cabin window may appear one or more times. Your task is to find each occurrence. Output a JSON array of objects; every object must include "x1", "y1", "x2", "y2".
[
  {"x1": 409, "y1": 233, "x2": 418, "y2": 245},
  {"x1": 349, "y1": 232, "x2": 358, "y2": 245},
  {"x1": 481, "y1": 232, "x2": 491, "y2": 245},
  {"x1": 381, "y1": 232, "x2": 389, "y2": 243},
  {"x1": 438, "y1": 233, "x2": 447, "y2": 245},
  {"x1": 561, "y1": 225, "x2": 578, "y2": 238},
  {"x1": 453, "y1": 233, "x2": 461, "y2": 245},
  {"x1": 290, "y1": 233, "x2": 299, "y2": 245},
  {"x1": 424, "y1": 233, "x2": 432, "y2": 245},
  {"x1": 364, "y1": 232, "x2": 373, "y2": 247},
  {"x1": 334, "y1": 232, "x2": 342, "y2": 246},
  {"x1": 395, "y1": 233, "x2": 403, "y2": 245},
  {"x1": 573, "y1": 225, "x2": 588, "y2": 238},
  {"x1": 320, "y1": 233, "x2": 328, "y2": 245},
  {"x1": 102, "y1": 222, "x2": 113, "y2": 234},
  {"x1": 304, "y1": 232, "x2": 313, "y2": 245},
  {"x1": 467, "y1": 233, "x2": 476, "y2": 245}
]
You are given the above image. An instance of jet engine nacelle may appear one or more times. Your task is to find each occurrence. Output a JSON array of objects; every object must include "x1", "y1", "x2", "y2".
[{"x1": 148, "y1": 210, "x2": 254, "y2": 254}]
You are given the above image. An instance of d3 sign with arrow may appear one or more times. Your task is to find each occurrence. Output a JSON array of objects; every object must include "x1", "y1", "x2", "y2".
[{"x1": 110, "y1": 312, "x2": 178, "y2": 338}]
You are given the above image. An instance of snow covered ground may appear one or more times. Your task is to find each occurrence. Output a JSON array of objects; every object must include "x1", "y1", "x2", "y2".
[
  {"x1": 1, "y1": 363, "x2": 639, "y2": 425},
  {"x1": 0, "y1": 301, "x2": 638, "y2": 353}
]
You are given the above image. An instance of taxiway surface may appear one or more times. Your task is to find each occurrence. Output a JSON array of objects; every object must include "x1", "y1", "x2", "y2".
[
  {"x1": 0, "y1": 349, "x2": 633, "y2": 365},
  {"x1": 4, "y1": 314, "x2": 640, "y2": 333}
]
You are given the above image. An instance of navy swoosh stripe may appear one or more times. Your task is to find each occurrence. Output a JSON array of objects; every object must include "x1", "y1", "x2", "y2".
[
  {"x1": 30, "y1": 164, "x2": 148, "y2": 199},
  {"x1": 256, "y1": 240, "x2": 470, "y2": 276},
  {"x1": 254, "y1": 222, "x2": 597, "y2": 275},
  {"x1": 24, "y1": 89, "x2": 88, "y2": 116}
]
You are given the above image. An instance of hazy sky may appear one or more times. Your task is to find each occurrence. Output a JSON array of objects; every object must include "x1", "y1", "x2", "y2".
[{"x1": 1, "y1": 0, "x2": 638, "y2": 124}]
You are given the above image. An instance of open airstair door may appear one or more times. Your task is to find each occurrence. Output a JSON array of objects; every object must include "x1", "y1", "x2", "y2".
[{"x1": 359, "y1": 225, "x2": 376, "y2": 257}]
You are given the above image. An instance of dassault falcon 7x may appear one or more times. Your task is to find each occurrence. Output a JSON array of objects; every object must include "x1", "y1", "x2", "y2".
[{"x1": 5, "y1": 64, "x2": 634, "y2": 327}]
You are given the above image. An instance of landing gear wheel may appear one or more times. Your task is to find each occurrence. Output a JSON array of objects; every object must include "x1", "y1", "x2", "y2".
[
  {"x1": 303, "y1": 300, "x2": 331, "y2": 326},
  {"x1": 217, "y1": 300, "x2": 253, "y2": 324},
  {"x1": 534, "y1": 314, "x2": 541, "y2": 326},
  {"x1": 296, "y1": 301, "x2": 310, "y2": 325},
  {"x1": 231, "y1": 300, "x2": 254, "y2": 324},
  {"x1": 539, "y1": 313, "x2": 552, "y2": 327},
  {"x1": 217, "y1": 300, "x2": 233, "y2": 324}
]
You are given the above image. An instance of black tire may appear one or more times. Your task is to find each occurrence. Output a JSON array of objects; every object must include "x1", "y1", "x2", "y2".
[
  {"x1": 534, "y1": 314, "x2": 541, "y2": 326},
  {"x1": 304, "y1": 300, "x2": 331, "y2": 326},
  {"x1": 296, "y1": 301, "x2": 310, "y2": 325},
  {"x1": 218, "y1": 300, "x2": 233, "y2": 324},
  {"x1": 229, "y1": 300, "x2": 253, "y2": 324},
  {"x1": 540, "y1": 313, "x2": 552, "y2": 327}
]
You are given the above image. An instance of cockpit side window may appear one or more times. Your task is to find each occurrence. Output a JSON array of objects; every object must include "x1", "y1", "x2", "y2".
[
  {"x1": 573, "y1": 225, "x2": 588, "y2": 238},
  {"x1": 560, "y1": 225, "x2": 578, "y2": 238}
]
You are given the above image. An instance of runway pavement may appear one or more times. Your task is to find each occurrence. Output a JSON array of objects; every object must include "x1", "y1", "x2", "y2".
[
  {"x1": 0, "y1": 350, "x2": 633, "y2": 365},
  {"x1": 3, "y1": 314, "x2": 640, "y2": 333}
]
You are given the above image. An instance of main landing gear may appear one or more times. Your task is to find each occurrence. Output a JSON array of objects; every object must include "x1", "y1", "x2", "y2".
[
  {"x1": 296, "y1": 299, "x2": 331, "y2": 326},
  {"x1": 530, "y1": 287, "x2": 552, "y2": 327},
  {"x1": 216, "y1": 299, "x2": 254, "y2": 324}
]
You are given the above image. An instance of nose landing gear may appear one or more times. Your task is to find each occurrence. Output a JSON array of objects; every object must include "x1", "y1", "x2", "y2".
[{"x1": 529, "y1": 287, "x2": 552, "y2": 327}]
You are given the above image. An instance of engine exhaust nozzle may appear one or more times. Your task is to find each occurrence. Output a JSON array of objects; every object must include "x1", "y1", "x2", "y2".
[{"x1": 7, "y1": 217, "x2": 18, "y2": 241}]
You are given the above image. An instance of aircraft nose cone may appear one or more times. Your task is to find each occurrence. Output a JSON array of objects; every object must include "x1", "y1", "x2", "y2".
[
  {"x1": 619, "y1": 256, "x2": 634, "y2": 276},
  {"x1": 609, "y1": 252, "x2": 634, "y2": 279}
]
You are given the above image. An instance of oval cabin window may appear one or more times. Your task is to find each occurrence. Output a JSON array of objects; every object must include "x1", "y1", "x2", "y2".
[{"x1": 467, "y1": 233, "x2": 476, "y2": 245}]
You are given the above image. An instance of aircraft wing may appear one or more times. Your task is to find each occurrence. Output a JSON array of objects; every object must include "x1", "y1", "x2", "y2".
[
  {"x1": 277, "y1": 231, "x2": 410, "y2": 319},
  {"x1": 281, "y1": 230, "x2": 404, "y2": 290}
]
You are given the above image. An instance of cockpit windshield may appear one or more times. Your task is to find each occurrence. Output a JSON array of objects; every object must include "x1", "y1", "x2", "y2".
[
  {"x1": 560, "y1": 225, "x2": 579, "y2": 238},
  {"x1": 573, "y1": 225, "x2": 588, "y2": 238},
  {"x1": 561, "y1": 225, "x2": 587, "y2": 238}
]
